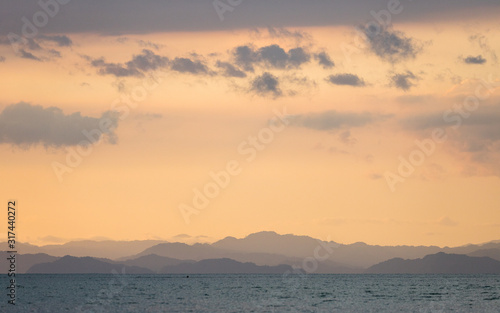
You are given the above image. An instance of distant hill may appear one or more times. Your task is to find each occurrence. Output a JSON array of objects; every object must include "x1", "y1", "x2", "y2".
[
  {"x1": 0, "y1": 252, "x2": 59, "y2": 274},
  {"x1": 0, "y1": 242, "x2": 44, "y2": 254},
  {"x1": 8, "y1": 232, "x2": 500, "y2": 271},
  {"x1": 27, "y1": 256, "x2": 153, "y2": 274},
  {"x1": 160, "y1": 258, "x2": 295, "y2": 274},
  {"x1": 366, "y1": 252, "x2": 500, "y2": 274},
  {"x1": 35, "y1": 240, "x2": 168, "y2": 259},
  {"x1": 122, "y1": 254, "x2": 193, "y2": 273},
  {"x1": 212, "y1": 231, "x2": 335, "y2": 258},
  {"x1": 467, "y1": 249, "x2": 500, "y2": 261}
]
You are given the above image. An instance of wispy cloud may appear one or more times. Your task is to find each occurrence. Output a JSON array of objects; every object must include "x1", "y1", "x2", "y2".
[
  {"x1": 87, "y1": 49, "x2": 169, "y2": 77},
  {"x1": 389, "y1": 71, "x2": 420, "y2": 91},
  {"x1": 289, "y1": 110, "x2": 382, "y2": 131}
]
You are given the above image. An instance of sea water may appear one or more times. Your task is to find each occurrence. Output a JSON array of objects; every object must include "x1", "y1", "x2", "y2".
[{"x1": 1, "y1": 274, "x2": 499, "y2": 312}]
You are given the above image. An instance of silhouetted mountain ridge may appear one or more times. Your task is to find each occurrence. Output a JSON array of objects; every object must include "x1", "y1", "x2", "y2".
[
  {"x1": 160, "y1": 258, "x2": 295, "y2": 274},
  {"x1": 366, "y1": 252, "x2": 500, "y2": 274},
  {"x1": 27, "y1": 255, "x2": 153, "y2": 274}
]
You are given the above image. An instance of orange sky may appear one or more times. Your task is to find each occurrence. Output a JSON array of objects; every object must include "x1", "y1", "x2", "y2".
[{"x1": 1, "y1": 12, "x2": 500, "y2": 247}]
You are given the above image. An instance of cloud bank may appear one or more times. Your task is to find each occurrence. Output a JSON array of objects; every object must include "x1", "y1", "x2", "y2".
[{"x1": 0, "y1": 102, "x2": 119, "y2": 147}]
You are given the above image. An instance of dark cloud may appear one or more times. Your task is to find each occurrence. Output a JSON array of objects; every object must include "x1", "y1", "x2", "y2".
[
  {"x1": 89, "y1": 57, "x2": 141, "y2": 77},
  {"x1": 315, "y1": 52, "x2": 334, "y2": 69},
  {"x1": 0, "y1": 37, "x2": 41, "y2": 51},
  {"x1": 170, "y1": 57, "x2": 209, "y2": 74},
  {"x1": 327, "y1": 73, "x2": 366, "y2": 87},
  {"x1": 19, "y1": 49, "x2": 41, "y2": 61},
  {"x1": 0, "y1": 102, "x2": 119, "y2": 147},
  {"x1": 290, "y1": 110, "x2": 376, "y2": 131},
  {"x1": 288, "y1": 47, "x2": 310, "y2": 67},
  {"x1": 259, "y1": 45, "x2": 311, "y2": 69},
  {"x1": 250, "y1": 72, "x2": 282, "y2": 97},
  {"x1": 232, "y1": 44, "x2": 311, "y2": 71},
  {"x1": 1, "y1": 1, "x2": 497, "y2": 35},
  {"x1": 38, "y1": 35, "x2": 73, "y2": 47},
  {"x1": 463, "y1": 55, "x2": 486, "y2": 64},
  {"x1": 0, "y1": 56, "x2": 5, "y2": 62},
  {"x1": 390, "y1": 71, "x2": 420, "y2": 91},
  {"x1": 258, "y1": 45, "x2": 289, "y2": 69},
  {"x1": 216, "y1": 61, "x2": 246, "y2": 78},
  {"x1": 233, "y1": 45, "x2": 259, "y2": 72},
  {"x1": 359, "y1": 25, "x2": 422, "y2": 63},
  {"x1": 87, "y1": 49, "x2": 168, "y2": 77},
  {"x1": 128, "y1": 49, "x2": 169, "y2": 71}
]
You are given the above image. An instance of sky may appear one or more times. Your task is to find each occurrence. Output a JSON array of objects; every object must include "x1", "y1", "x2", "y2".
[{"x1": 1, "y1": 0, "x2": 499, "y2": 247}]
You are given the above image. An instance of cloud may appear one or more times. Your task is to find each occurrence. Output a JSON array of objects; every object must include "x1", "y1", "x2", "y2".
[
  {"x1": 258, "y1": 45, "x2": 291, "y2": 69},
  {"x1": 137, "y1": 39, "x2": 163, "y2": 50},
  {"x1": 170, "y1": 57, "x2": 209, "y2": 74},
  {"x1": 19, "y1": 49, "x2": 41, "y2": 61},
  {"x1": 216, "y1": 61, "x2": 246, "y2": 78},
  {"x1": 0, "y1": 37, "x2": 41, "y2": 51},
  {"x1": 469, "y1": 33, "x2": 498, "y2": 64},
  {"x1": 266, "y1": 27, "x2": 310, "y2": 42},
  {"x1": 1, "y1": 1, "x2": 498, "y2": 35},
  {"x1": 89, "y1": 57, "x2": 141, "y2": 77},
  {"x1": 48, "y1": 49, "x2": 61, "y2": 58},
  {"x1": 359, "y1": 25, "x2": 422, "y2": 63},
  {"x1": 403, "y1": 104, "x2": 500, "y2": 176},
  {"x1": 288, "y1": 47, "x2": 311, "y2": 67},
  {"x1": 87, "y1": 49, "x2": 168, "y2": 77},
  {"x1": 259, "y1": 45, "x2": 311, "y2": 69},
  {"x1": 232, "y1": 44, "x2": 311, "y2": 71},
  {"x1": 233, "y1": 45, "x2": 259, "y2": 72},
  {"x1": 463, "y1": 55, "x2": 486, "y2": 64},
  {"x1": 327, "y1": 73, "x2": 366, "y2": 87},
  {"x1": 0, "y1": 56, "x2": 5, "y2": 62},
  {"x1": 250, "y1": 72, "x2": 282, "y2": 97},
  {"x1": 38, "y1": 35, "x2": 73, "y2": 47},
  {"x1": 0, "y1": 102, "x2": 119, "y2": 147},
  {"x1": 338, "y1": 130, "x2": 357, "y2": 144},
  {"x1": 289, "y1": 110, "x2": 377, "y2": 131},
  {"x1": 128, "y1": 49, "x2": 169, "y2": 71},
  {"x1": 390, "y1": 71, "x2": 420, "y2": 91},
  {"x1": 315, "y1": 52, "x2": 334, "y2": 69}
]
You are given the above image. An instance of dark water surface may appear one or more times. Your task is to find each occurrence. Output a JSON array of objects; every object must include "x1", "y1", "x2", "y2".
[{"x1": 2, "y1": 274, "x2": 500, "y2": 312}]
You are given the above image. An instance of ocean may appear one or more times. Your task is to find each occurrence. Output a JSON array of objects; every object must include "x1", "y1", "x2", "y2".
[{"x1": 2, "y1": 274, "x2": 499, "y2": 312}]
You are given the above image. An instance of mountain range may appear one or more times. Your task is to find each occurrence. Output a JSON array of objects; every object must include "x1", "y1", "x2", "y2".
[{"x1": 2, "y1": 231, "x2": 500, "y2": 274}]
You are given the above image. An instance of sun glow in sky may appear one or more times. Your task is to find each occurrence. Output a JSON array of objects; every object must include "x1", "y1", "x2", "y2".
[{"x1": 1, "y1": 0, "x2": 500, "y2": 247}]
